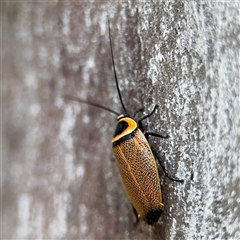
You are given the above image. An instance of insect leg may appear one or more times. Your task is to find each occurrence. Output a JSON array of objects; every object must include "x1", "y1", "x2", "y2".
[
  {"x1": 145, "y1": 132, "x2": 169, "y2": 141},
  {"x1": 150, "y1": 145, "x2": 184, "y2": 183},
  {"x1": 133, "y1": 107, "x2": 144, "y2": 118},
  {"x1": 137, "y1": 105, "x2": 158, "y2": 131},
  {"x1": 139, "y1": 105, "x2": 184, "y2": 182},
  {"x1": 138, "y1": 105, "x2": 158, "y2": 122},
  {"x1": 132, "y1": 205, "x2": 139, "y2": 225}
]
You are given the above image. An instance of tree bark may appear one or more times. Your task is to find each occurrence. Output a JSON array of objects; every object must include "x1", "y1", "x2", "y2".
[{"x1": 2, "y1": 1, "x2": 239, "y2": 239}]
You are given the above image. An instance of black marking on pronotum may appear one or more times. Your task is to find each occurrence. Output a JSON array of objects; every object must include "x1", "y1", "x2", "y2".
[
  {"x1": 113, "y1": 120, "x2": 129, "y2": 137},
  {"x1": 112, "y1": 129, "x2": 137, "y2": 147}
]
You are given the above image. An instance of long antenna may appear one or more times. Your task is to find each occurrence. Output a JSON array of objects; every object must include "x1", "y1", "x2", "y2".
[
  {"x1": 63, "y1": 95, "x2": 120, "y2": 116},
  {"x1": 108, "y1": 20, "x2": 128, "y2": 115}
]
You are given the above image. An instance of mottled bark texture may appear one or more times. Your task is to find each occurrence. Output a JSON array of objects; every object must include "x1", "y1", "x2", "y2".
[{"x1": 2, "y1": 1, "x2": 239, "y2": 239}]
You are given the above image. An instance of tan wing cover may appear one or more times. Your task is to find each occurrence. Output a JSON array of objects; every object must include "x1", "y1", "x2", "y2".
[{"x1": 112, "y1": 129, "x2": 163, "y2": 219}]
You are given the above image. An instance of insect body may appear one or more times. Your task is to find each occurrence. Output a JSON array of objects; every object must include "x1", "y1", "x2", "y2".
[
  {"x1": 64, "y1": 21, "x2": 183, "y2": 225},
  {"x1": 112, "y1": 115, "x2": 164, "y2": 224}
]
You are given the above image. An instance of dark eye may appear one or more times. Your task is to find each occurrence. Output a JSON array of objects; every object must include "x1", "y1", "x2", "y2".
[{"x1": 113, "y1": 121, "x2": 128, "y2": 137}]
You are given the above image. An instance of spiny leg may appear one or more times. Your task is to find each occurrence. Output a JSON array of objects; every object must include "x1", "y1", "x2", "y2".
[
  {"x1": 151, "y1": 146, "x2": 184, "y2": 183},
  {"x1": 138, "y1": 105, "x2": 158, "y2": 131}
]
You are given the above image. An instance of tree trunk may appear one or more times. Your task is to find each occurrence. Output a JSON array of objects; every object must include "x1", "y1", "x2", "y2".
[{"x1": 2, "y1": 1, "x2": 239, "y2": 239}]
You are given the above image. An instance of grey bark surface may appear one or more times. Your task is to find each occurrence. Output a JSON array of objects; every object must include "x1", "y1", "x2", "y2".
[{"x1": 2, "y1": 1, "x2": 239, "y2": 239}]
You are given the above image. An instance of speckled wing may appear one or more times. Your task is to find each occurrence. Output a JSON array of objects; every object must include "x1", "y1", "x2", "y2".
[{"x1": 112, "y1": 128, "x2": 163, "y2": 220}]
